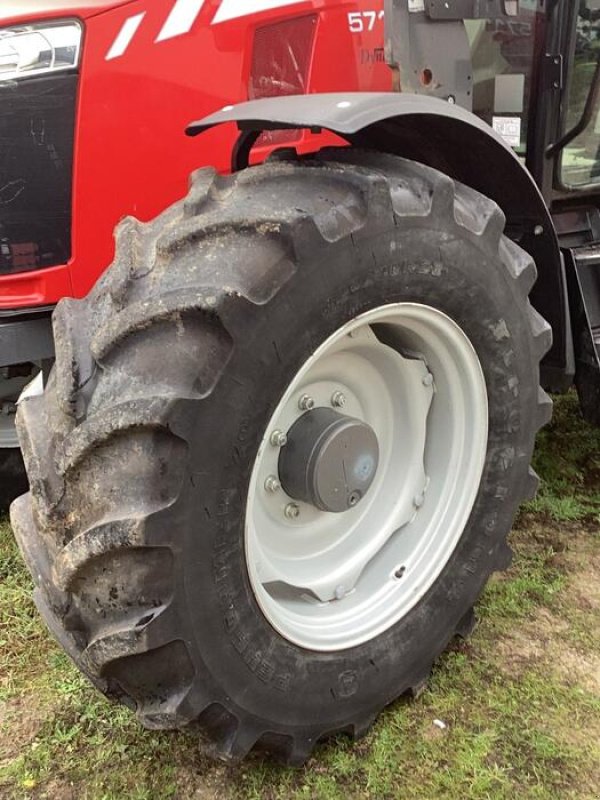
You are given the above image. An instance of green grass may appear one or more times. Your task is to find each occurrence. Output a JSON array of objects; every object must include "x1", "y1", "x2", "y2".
[
  {"x1": 526, "y1": 392, "x2": 600, "y2": 522},
  {"x1": 1, "y1": 392, "x2": 599, "y2": 799}
]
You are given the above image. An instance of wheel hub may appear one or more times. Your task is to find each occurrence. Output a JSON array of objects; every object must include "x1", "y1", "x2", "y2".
[{"x1": 278, "y1": 407, "x2": 379, "y2": 513}]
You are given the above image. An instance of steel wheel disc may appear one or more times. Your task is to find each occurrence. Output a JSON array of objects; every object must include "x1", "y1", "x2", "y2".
[{"x1": 247, "y1": 302, "x2": 488, "y2": 651}]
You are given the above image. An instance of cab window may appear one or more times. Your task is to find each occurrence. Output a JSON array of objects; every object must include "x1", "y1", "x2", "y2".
[{"x1": 561, "y1": 1, "x2": 600, "y2": 188}]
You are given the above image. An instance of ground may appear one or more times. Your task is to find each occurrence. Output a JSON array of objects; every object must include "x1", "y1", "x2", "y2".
[{"x1": 0, "y1": 393, "x2": 598, "y2": 800}]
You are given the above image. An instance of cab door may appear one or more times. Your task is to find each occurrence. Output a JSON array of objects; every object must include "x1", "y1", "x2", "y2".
[{"x1": 553, "y1": 0, "x2": 600, "y2": 423}]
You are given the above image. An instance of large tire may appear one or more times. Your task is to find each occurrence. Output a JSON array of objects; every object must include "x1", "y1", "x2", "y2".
[{"x1": 11, "y1": 151, "x2": 552, "y2": 764}]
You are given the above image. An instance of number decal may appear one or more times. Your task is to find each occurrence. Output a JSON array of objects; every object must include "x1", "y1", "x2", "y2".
[
  {"x1": 348, "y1": 12, "x2": 363, "y2": 32},
  {"x1": 348, "y1": 10, "x2": 384, "y2": 34},
  {"x1": 364, "y1": 11, "x2": 376, "y2": 30}
]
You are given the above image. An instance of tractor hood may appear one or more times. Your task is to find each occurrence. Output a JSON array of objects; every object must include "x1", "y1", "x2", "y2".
[{"x1": 0, "y1": 0, "x2": 134, "y2": 26}]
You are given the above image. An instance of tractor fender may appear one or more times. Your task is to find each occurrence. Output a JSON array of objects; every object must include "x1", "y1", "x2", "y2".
[{"x1": 188, "y1": 92, "x2": 569, "y2": 385}]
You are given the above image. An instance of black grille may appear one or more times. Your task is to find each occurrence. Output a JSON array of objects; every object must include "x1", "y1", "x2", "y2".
[{"x1": 0, "y1": 72, "x2": 77, "y2": 275}]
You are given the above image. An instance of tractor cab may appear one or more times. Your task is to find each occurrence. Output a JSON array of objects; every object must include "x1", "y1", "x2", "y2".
[
  {"x1": 193, "y1": 0, "x2": 600, "y2": 419},
  {"x1": 384, "y1": 0, "x2": 600, "y2": 421},
  {"x1": 554, "y1": 0, "x2": 600, "y2": 423}
]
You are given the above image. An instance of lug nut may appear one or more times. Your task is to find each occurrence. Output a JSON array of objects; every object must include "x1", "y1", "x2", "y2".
[
  {"x1": 264, "y1": 475, "x2": 281, "y2": 493},
  {"x1": 284, "y1": 503, "x2": 300, "y2": 520},
  {"x1": 270, "y1": 429, "x2": 288, "y2": 447},
  {"x1": 331, "y1": 391, "x2": 346, "y2": 409},
  {"x1": 422, "y1": 373, "x2": 434, "y2": 387},
  {"x1": 298, "y1": 394, "x2": 315, "y2": 411}
]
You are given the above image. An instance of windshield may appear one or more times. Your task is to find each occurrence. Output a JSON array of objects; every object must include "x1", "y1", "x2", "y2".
[{"x1": 561, "y1": 1, "x2": 600, "y2": 188}]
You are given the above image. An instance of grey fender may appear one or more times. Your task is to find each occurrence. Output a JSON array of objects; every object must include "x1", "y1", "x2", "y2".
[{"x1": 188, "y1": 93, "x2": 568, "y2": 382}]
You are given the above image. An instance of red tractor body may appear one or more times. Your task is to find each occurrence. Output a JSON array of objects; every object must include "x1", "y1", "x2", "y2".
[{"x1": 0, "y1": 0, "x2": 390, "y2": 310}]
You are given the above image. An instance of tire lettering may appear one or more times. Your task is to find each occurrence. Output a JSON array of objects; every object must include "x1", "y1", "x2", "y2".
[
  {"x1": 232, "y1": 629, "x2": 250, "y2": 654},
  {"x1": 495, "y1": 446, "x2": 515, "y2": 471},
  {"x1": 237, "y1": 417, "x2": 252, "y2": 443},
  {"x1": 484, "y1": 512, "x2": 499, "y2": 534},
  {"x1": 214, "y1": 542, "x2": 292, "y2": 693},
  {"x1": 337, "y1": 670, "x2": 359, "y2": 698},
  {"x1": 464, "y1": 546, "x2": 484, "y2": 575},
  {"x1": 242, "y1": 647, "x2": 291, "y2": 691},
  {"x1": 216, "y1": 487, "x2": 237, "y2": 516},
  {"x1": 407, "y1": 260, "x2": 443, "y2": 277}
]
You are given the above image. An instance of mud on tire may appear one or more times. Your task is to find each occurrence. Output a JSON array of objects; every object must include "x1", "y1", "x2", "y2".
[{"x1": 11, "y1": 151, "x2": 552, "y2": 764}]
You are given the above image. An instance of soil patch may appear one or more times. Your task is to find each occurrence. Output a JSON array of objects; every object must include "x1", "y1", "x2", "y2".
[
  {"x1": 496, "y1": 525, "x2": 600, "y2": 693},
  {"x1": 0, "y1": 696, "x2": 47, "y2": 765}
]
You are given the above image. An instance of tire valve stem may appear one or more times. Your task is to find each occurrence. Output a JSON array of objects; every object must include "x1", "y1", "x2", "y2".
[
  {"x1": 413, "y1": 492, "x2": 425, "y2": 509},
  {"x1": 334, "y1": 584, "x2": 346, "y2": 600},
  {"x1": 422, "y1": 372, "x2": 434, "y2": 387},
  {"x1": 285, "y1": 503, "x2": 300, "y2": 520}
]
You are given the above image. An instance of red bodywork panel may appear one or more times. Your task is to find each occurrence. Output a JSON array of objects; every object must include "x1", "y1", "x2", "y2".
[
  {"x1": 0, "y1": 0, "x2": 390, "y2": 309},
  {"x1": 0, "y1": 1, "x2": 134, "y2": 25}
]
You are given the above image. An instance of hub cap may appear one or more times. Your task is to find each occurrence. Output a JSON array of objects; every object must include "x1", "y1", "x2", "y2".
[
  {"x1": 246, "y1": 303, "x2": 488, "y2": 651},
  {"x1": 278, "y1": 407, "x2": 380, "y2": 513}
]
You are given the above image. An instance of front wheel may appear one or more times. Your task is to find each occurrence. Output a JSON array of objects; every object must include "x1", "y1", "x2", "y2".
[{"x1": 12, "y1": 150, "x2": 552, "y2": 764}]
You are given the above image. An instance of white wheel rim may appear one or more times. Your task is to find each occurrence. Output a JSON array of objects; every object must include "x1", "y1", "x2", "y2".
[{"x1": 246, "y1": 303, "x2": 488, "y2": 651}]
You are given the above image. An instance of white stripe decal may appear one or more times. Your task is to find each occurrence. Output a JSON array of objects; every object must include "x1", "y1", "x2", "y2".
[
  {"x1": 156, "y1": 0, "x2": 206, "y2": 42},
  {"x1": 212, "y1": 0, "x2": 303, "y2": 25},
  {"x1": 106, "y1": 13, "x2": 146, "y2": 60}
]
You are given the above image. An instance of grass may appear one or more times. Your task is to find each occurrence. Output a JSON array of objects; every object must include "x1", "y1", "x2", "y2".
[
  {"x1": 526, "y1": 391, "x2": 600, "y2": 522},
  {"x1": 0, "y1": 392, "x2": 599, "y2": 799}
]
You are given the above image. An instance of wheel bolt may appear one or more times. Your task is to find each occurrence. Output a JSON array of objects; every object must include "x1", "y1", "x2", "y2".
[
  {"x1": 298, "y1": 394, "x2": 315, "y2": 411},
  {"x1": 270, "y1": 429, "x2": 288, "y2": 447},
  {"x1": 331, "y1": 391, "x2": 346, "y2": 409},
  {"x1": 422, "y1": 373, "x2": 434, "y2": 387},
  {"x1": 284, "y1": 503, "x2": 300, "y2": 520},
  {"x1": 264, "y1": 475, "x2": 281, "y2": 493}
]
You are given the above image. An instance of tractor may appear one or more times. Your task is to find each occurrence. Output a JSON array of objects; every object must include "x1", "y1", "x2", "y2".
[{"x1": 3, "y1": 0, "x2": 600, "y2": 764}]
